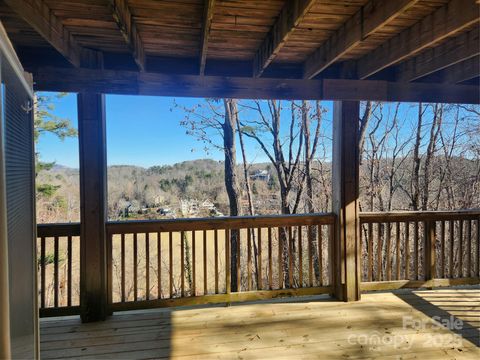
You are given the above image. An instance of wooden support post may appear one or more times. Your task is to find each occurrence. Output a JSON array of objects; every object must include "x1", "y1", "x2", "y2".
[
  {"x1": 425, "y1": 220, "x2": 436, "y2": 281},
  {"x1": 332, "y1": 101, "x2": 361, "y2": 302},
  {"x1": 78, "y1": 91, "x2": 108, "y2": 322}
]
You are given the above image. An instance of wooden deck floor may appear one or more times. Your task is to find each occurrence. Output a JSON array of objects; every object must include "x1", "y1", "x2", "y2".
[{"x1": 40, "y1": 287, "x2": 479, "y2": 359}]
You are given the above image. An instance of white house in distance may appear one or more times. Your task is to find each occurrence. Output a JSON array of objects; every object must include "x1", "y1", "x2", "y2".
[{"x1": 250, "y1": 169, "x2": 270, "y2": 182}]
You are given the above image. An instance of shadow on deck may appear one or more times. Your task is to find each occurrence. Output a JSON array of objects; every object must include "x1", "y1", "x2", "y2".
[{"x1": 40, "y1": 286, "x2": 479, "y2": 359}]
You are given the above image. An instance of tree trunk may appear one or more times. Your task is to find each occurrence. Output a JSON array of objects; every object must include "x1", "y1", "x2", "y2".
[
  {"x1": 223, "y1": 99, "x2": 241, "y2": 291},
  {"x1": 235, "y1": 116, "x2": 260, "y2": 289},
  {"x1": 411, "y1": 103, "x2": 423, "y2": 210}
]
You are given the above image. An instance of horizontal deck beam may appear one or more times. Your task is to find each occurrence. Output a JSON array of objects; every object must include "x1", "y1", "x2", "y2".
[{"x1": 32, "y1": 67, "x2": 480, "y2": 104}]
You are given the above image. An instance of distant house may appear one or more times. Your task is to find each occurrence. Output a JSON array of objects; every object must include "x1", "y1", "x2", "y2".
[
  {"x1": 250, "y1": 169, "x2": 270, "y2": 181},
  {"x1": 200, "y1": 199, "x2": 215, "y2": 210}
]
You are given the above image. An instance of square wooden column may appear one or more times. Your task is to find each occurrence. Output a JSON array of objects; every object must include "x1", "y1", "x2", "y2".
[
  {"x1": 332, "y1": 101, "x2": 361, "y2": 302},
  {"x1": 78, "y1": 92, "x2": 108, "y2": 322}
]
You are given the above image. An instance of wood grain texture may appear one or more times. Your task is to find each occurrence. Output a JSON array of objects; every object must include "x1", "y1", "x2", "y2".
[
  {"x1": 39, "y1": 287, "x2": 479, "y2": 359},
  {"x1": 32, "y1": 67, "x2": 480, "y2": 104},
  {"x1": 357, "y1": 0, "x2": 480, "y2": 78},
  {"x1": 304, "y1": 0, "x2": 420, "y2": 79}
]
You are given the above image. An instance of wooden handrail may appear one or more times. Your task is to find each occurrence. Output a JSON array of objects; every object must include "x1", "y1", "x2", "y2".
[
  {"x1": 360, "y1": 210, "x2": 480, "y2": 223},
  {"x1": 37, "y1": 223, "x2": 80, "y2": 237},
  {"x1": 106, "y1": 213, "x2": 335, "y2": 234}
]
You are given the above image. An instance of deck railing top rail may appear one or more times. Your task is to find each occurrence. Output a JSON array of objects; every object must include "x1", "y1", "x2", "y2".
[
  {"x1": 106, "y1": 212, "x2": 335, "y2": 233},
  {"x1": 360, "y1": 210, "x2": 480, "y2": 223}
]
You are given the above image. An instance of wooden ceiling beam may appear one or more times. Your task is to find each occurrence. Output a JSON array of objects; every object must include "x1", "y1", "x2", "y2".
[
  {"x1": 31, "y1": 66, "x2": 480, "y2": 104},
  {"x1": 441, "y1": 56, "x2": 480, "y2": 84},
  {"x1": 199, "y1": 0, "x2": 216, "y2": 76},
  {"x1": 396, "y1": 28, "x2": 479, "y2": 82},
  {"x1": 4, "y1": 0, "x2": 81, "y2": 67},
  {"x1": 253, "y1": 0, "x2": 316, "y2": 78},
  {"x1": 109, "y1": 0, "x2": 145, "y2": 72},
  {"x1": 304, "y1": 0, "x2": 419, "y2": 79},
  {"x1": 357, "y1": 0, "x2": 480, "y2": 79}
]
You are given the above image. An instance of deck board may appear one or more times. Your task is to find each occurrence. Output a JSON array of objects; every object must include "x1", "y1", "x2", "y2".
[{"x1": 40, "y1": 287, "x2": 479, "y2": 359}]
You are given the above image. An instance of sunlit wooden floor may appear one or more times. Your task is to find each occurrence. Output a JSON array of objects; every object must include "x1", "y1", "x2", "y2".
[{"x1": 40, "y1": 287, "x2": 479, "y2": 359}]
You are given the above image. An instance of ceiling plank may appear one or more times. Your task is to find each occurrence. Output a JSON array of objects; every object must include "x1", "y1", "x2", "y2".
[
  {"x1": 396, "y1": 28, "x2": 479, "y2": 82},
  {"x1": 303, "y1": 0, "x2": 419, "y2": 79},
  {"x1": 253, "y1": 0, "x2": 316, "y2": 78},
  {"x1": 109, "y1": 0, "x2": 145, "y2": 71},
  {"x1": 357, "y1": 0, "x2": 480, "y2": 79},
  {"x1": 199, "y1": 0, "x2": 216, "y2": 76},
  {"x1": 31, "y1": 66, "x2": 479, "y2": 104},
  {"x1": 4, "y1": 0, "x2": 81, "y2": 67}
]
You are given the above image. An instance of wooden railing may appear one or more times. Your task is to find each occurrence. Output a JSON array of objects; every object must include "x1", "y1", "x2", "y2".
[
  {"x1": 360, "y1": 210, "x2": 480, "y2": 290},
  {"x1": 106, "y1": 213, "x2": 335, "y2": 311},
  {"x1": 36, "y1": 210, "x2": 480, "y2": 317},
  {"x1": 37, "y1": 223, "x2": 81, "y2": 317}
]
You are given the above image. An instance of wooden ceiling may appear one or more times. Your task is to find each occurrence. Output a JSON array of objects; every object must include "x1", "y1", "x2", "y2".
[{"x1": 0, "y1": 0, "x2": 478, "y2": 100}]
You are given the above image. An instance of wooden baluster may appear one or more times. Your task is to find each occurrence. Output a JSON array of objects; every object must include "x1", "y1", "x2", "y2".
[
  {"x1": 192, "y1": 231, "x2": 196, "y2": 296},
  {"x1": 414, "y1": 221, "x2": 418, "y2": 280},
  {"x1": 298, "y1": 226, "x2": 303, "y2": 287},
  {"x1": 377, "y1": 223, "x2": 383, "y2": 281},
  {"x1": 236, "y1": 229, "x2": 240, "y2": 292},
  {"x1": 157, "y1": 232, "x2": 161, "y2": 299},
  {"x1": 318, "y1": 224, "x2": 323, "y2": 286},
  {"x1": 133, "y1": 233, "x2": 138, "y2": 301},
  {"x1": 329, "y1": 223, "x2": 335, "y2": 286},
  {"x1": 67, "y1": 235, "x2": 72, "y2": 307},
  {"x1": 308, "y1": 225, "x2": 313, "y2": 287},
  {"x1": 121, "y1": 233, "x2": 125, "y2": 302},
  {"x1": 395, "y1": 222, "x2": 400, "y2": 280},
  {"x1": 225, "y1": 229, "x2": 230, "y2": 294},
  {"x1": 257, "y1": 228, "x2": 262, "y2": 290},
  {"x1": 367, "y1": 223, "x2": 373, "y2": 282},
  {"x1": 449, "y1": 220, "x2": 454, "y2": 278},
  {"x1": 203, "y1": 229, "x2": 207, "y2": 295},
  {"x1": 169, "y1": 231, "x2": 173, "y2": 298},
  {"x1": 268, "y1": 227, "x2": 273, "y2": 290},
  {"x1": 180, "y1": 231, "x2": 185, "y2": 297},
  {"x1": 41, "y1": 237, "x2": 45, "y2": 308},
  {"x1": 146, "y1": 232, "x2": 150, "y2": 300},
  {"x1": 54, "y1": 236, "x2": 59, "y2": 307},
  {"x1": 425, "y1": 220, "x2": 435, "y2": 281},
  {"x1": 405, "y1": 222, "x2": 410, "y2": 280},
  {"x1": 477, "y1": 218, "x2": 480, "y2": 277},
  {"x1": 288, "y1": 227, "x2": 293, "y2": 287},
  {"x1": 214, "y1": 229, "x2": 219, "y2": 294},
  {"x1": 278, "y1": 227, "x2": 283, "y2": 289},
  {"x1": 459, "y1": 220, "x2": 464, "y2": 277},
  {"x1": 386, "y1": 223, "x2": 391, "y2": 281},
  {"x1": 247, "y1": 228, "x2": 252, "y2": 291},
  {"x1": 441, "y1": 221, "x2": 445, "y2": 278},
  {"x1": 466, "y1": 220, "x2": 471, "y2": 277}
]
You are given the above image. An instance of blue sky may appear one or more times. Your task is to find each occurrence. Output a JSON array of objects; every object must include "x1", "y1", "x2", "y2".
[
  {"x1": 36, "y1": 93, "x2": 334, "y2": 168},
  {"x1": 36, "y1": 93, "x2": 474, "y2": 169}
]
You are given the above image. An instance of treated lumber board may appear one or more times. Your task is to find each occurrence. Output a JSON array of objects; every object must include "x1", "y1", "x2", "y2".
[
  {"x1": 199, "y1": 0, "x2": 216, "y2": 75},
  {"x1": 304, "y1": 0, "x2": 420, "y2": 79},
  {"x1": 396, "y1": 28, "x2": 480, "y2": 82},
  {"x1": 361, "y1": 278, "x2": 480, "y2": 291},
  {"x1": 110, "y1": 286, "x2": 333, "y2": 311},
  {"x1": 32, "y1": 67, "x2": 480, "y2": 104},
  {"x1": 36, "y1": 223, "x2": 80, "y2": 238},
  {"x1": 360, "y1": 210, "x2": 480, "y2": 223},
  {"x1": 357, "y1": 0, "x2": 480, "y2": 79},
  {"x1": 40, "y1": 288, "x2": 480, "y2": 359},
  {"x1": 253, "y1": 0, "x2": 316, "y2": 77},
  {"x1": 109, "y1": 0, "x2": 145, "y2": 71},
  {"x1": 4, "y1": 0, "x2": 81, "y2": 67},
  {"x1": 78, "y1": 92, "x2": 108, "y2": 322}
]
